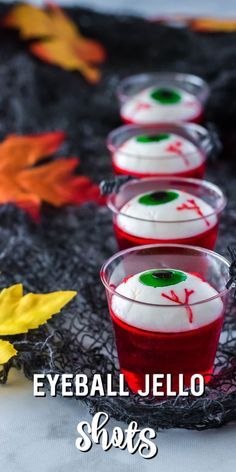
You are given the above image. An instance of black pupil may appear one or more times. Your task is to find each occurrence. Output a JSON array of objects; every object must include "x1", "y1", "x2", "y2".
[
  {"x1": 160, "y1": 89, "x2": 173, "y2": 98},
  {"x1": 150, "y1": 191, "x2": 168, "y2": 201},
  {"x1": 152, "y1": 271, "x2": 173, "y2": 279}
]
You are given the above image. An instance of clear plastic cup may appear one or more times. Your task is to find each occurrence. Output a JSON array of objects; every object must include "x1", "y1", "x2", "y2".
[
  {"x1": 117, "y1": 72, "x2": 209, "y2": 125},
  {"x1": 107, "y1": 122, "x2": 213, "y2": 179},
  {"x1": 107, "y1": 177, "x2": 226, "y2": 250},
  {"x1": 100, "y1": 244, "x2": 231, "y2": 393}
]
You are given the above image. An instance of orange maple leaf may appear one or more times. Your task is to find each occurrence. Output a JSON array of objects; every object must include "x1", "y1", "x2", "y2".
[
  {"x1": 3, "y1": 3, "x2": 106, "y2": 83},
  {"x1": 0, "y1": 131, "x2": 99, "y2": 219},
  {"x1": 190, "y1": 17, "x2": 236, "y2": 33},
  {"x1": 151, "y1": 15, "x2": 236, "y2": 33}
]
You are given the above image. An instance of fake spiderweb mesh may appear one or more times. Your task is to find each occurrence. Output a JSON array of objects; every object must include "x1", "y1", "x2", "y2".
[{"x1": 0, "y1": 4, "x2": 236, "y2": 429}]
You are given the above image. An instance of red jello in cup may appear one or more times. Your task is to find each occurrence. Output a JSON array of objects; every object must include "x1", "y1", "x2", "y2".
[
  {"x1": 100, "y1": 244, "x2": 231, "y2": 394},
  {"x1": 107, "y1": 123, "x2": 213, "y2": 179},
  {"x1": 107, "y1": 177, "x2": 226, "y2": 251},
  {"x1": 117, "y1": 73, "x2": 209, "y2": 125}
]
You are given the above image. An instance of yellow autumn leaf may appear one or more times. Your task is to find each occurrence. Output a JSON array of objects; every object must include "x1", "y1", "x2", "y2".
[
  {"x1": 43, "y1": 4, "x2": 83, "y2": 44},
  {"x1": 3, "y1": 3, "x2": 106, "y2": 82},
  {"x1": 0, "y1": 284, "x2": 77, "y2": 335},
  {"x1": 4, "y1": 3, "x2": 78, "y2": 41},
  {"x1": 0, "y1": 340, "x2": 17, "y2": 364},
  {"x1": 30, "y1": 39, "x2": 100, "y2": 83},
  {"x1": 3, "y1": 4, "x2": 52, "y2": 39}
]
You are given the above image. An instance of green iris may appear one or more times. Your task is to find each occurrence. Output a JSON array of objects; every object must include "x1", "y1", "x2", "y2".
[
  {"x1": 136, "y1": 133, "x2": 170, "y2": 144},
  {"x1": 138, "y1": 190, "x2": 179, "y2": 206},
  {"x1": 139, "y1": 269, "x2": 187, "y2": 288},
  {"x1": 150, "y1": 87, "x2": 182, "y2": 105}
]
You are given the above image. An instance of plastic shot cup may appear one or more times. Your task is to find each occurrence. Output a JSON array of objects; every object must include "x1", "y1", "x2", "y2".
[
  {"x1": 107, "y1": 177, "x2": 226, "y2": 250},
  {"x1": 100, "y1": 244, "x2": 231, "y2": 394},
  {"x1": 117, "y1": 72, "x2": 209, "y2": 125},
  {"x1": 107, "y1": 122, "x2": 213, "y2": 179}
]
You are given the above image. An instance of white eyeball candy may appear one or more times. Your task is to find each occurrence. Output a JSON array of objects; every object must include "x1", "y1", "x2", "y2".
[
  {"x1": 121, "y1": 86, "x2": 202, "y2": 124},
  {"x1": 113, "y1": 132, "x2": 204, "y2": 176},
  {"x1": 112, "y1": 269, "x2": 223, "y2": 333},
  {"x1": 116, "y1": 188, "x2": 216, "y2": 240}
]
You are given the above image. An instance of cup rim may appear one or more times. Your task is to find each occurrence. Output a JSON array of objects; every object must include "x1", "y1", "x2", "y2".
[
  {"x1": 117, "y1": 72, "x2": 210, "y2": 104},
  {"x1": 107, "y1": 177, "x2": 227, "y2": 224},
  {"x1": 107, "y1": 122, "x2": 211, "y2": 161},
  {"x1": 100, "y1": 243, "x2": 231, "y2": 307}
]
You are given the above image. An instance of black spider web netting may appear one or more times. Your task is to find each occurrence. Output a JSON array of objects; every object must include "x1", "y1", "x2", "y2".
[{"x1": 0, "y1": 4, "x2": 236, "y2": 429}]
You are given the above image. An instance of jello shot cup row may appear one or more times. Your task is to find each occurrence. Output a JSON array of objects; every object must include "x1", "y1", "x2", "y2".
[
  {"x1": 100, "y1": 72, "x2": 232, "y2": 395},
  {"x1": 109, "y1": 72, "x2": 213, "y2": 180}
]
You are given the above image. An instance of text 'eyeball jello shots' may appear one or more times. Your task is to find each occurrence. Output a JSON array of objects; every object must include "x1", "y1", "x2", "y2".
[
  {"x1": 107, "y1": 177, "x2": 226, "y2": 250},
  {"x1": 117, "y1": 73, "x2": 209, "y2": 125},
  {"x1": 107, "y1": 123, "x2": 213, "y2": 179},
  {"x1": 101, "y1": 245, "x2": 231, "y2": 394}
]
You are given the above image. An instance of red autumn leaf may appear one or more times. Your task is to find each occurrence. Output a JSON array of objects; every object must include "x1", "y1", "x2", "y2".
[
  {"x1": 3, "y1": 3, "x2": 106, "y2": 83},
  {"x1": 18, "y1": 158, "x2": 100, "y2": 207},
  {"x1": 0, "y1": 131, "x2": 100, "y2": 219}
]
